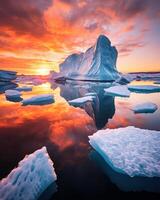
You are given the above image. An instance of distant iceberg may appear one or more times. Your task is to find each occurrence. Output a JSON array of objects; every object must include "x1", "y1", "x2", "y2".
[
  {"x1": 104, "y1": 85, "x2": 130, "y2": 97},
  {"x1": 22, "y1": 94, "x2": 54, "y2": 106},
  {"x1": 51, "y1": 35, "x2": 120, "y2": 81},
  {"x1": 89, "y1": 126, "x2": 160, "y2": 177},
  {"x1": 128, "y1": 85, "x2": 160, "y2": 93},
  {"x1": 133, "y1": 102, "x2": 158, "y2": 113},
  {"x1": 0, "y1": 147, "x2": 57, "y2": 200},
  {"x1": 16, "y1": 86, "x2": 32, "y2": 92}
]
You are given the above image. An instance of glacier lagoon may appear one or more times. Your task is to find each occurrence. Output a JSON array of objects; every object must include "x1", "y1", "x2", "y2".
[{"x1": 0, "y1": 77, "x2": 160, "y2": 199}]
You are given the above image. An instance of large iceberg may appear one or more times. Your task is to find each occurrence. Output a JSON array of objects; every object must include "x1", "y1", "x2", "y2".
[
  {"x1": 0, "y1": 147, "x2": 57, "y2": 200},
  {"x1": 54, "y1": 35, "x2": 120, "y2": 81},
  {"x1": 89, "y1": 126, "x2": 160, "y2": 177},
  {"x1": 104, "y1": 85, "x2": 130, "y2": 97},
  {"x1": 22, "y1": 94, "x2": 54, "y2": 106},
  {"x1": 133, "y1": 102, "x2": 158, "y2": 113}
]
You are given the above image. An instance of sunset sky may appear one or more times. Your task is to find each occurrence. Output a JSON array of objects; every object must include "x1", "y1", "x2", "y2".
[{"x1": 0, "y1": 0, "x2": 160, "y2": 75}]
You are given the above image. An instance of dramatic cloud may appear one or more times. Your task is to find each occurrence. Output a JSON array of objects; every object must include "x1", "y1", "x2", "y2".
[{"x1": 0, "y1": 0, "x2": 160, "y2": 73}]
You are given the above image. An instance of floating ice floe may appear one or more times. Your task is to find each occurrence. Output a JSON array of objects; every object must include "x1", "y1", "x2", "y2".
[
  {"x1": 22, "y1": 94, "x2": 54, "y2": 106},
  {"x1": 128, "y1": 85, "x2": 160, "y2": 93},
  {"x1": 154, "y1": 81, "x2": 160, "y2": 85},
  {"x1": 5, "y1": 89, "x2": 21, "y2": 98},
  {"x1": 133, "y1": 102, "x2": 158, "y2": 113},
  {"x1": 104, "y1": 85, "x2": 130, "y2": 97},
  {"x1": 16, "y1": 86, "x2": 32, "y2": 92},
  {"x1": 68, "y1": 96, "x2": 94, "y2": 106},
  {"x1": 89, "y1": 126, "x2": 160, "y2": 177},
  {"x1": 0, "y1": 147, "x2": 57, "y2": 200},
  {"x1": 84, "y1": 92, "x2": 97, "y2": 96}
]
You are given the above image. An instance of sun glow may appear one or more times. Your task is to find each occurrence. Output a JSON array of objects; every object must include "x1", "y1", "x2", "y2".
[{"x1": 36, "y1": 67, "x2": 50, "y2": 75}]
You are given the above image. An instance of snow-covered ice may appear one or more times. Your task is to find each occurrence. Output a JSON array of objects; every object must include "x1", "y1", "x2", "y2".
[
  {"x1": 16, "y1": 86, "x2": 32, "y2": 92},
  {"x1": 89, "y1": 126, "x2": 160, "y2": 177},
  {"x1": 104, "y1": 85, "x2": 130, "y2": 97},
  {"x1": 68, "y1": 96, "x2": 94, "y2": 106},
  {"x1": 5, "y1": 89, "x2": 21, "y2": 98},
  {"x1": 128, "y1": 85, "x2": 160, "y2": 93},
  {"x1": 22, "y1": 94, "x2": 54, "y2": 106},
  {"x1": 133, "y1": 102, "x2": 158, "y2": 113},
  {"x1": 0, "y1": 147, "x2": 57, "y2": 200},
  {"x1": 84, "y1": 92, "x2": 97, "y2": 96}
]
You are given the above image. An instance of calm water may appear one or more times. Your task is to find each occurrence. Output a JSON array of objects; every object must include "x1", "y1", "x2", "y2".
[{"x1": 0, "y1": 80, "x2": 160, "y2": 199}]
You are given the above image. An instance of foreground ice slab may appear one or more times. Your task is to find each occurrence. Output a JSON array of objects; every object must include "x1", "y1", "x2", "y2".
[
  {"x1": 128, "y1": 85, "x2": 160, "y2": 93},
  {"x1": 16, "y1": 86, "x2": 32, "y2": 92},
  {"x1": 0, "y1": 147, "x2": 57, "y2": 200},
  {"x1": 104, "y1": 85, "x2": 130, "y2": 97},
  {"x1": 68, "y1": 96, "x2": 94, "y2": 106},
  {"x1": 5, "y1": 89, "x2": 21, "y2": 98},
  {"x1": 89, "y1": 126, "x2": 160, "y2": 177},
  {"x1": 22, "y1": 94, "x2": 54, "y2": 106},
  {"x1": 133, "y1": 102, "x2": 158, "y2": 113}
]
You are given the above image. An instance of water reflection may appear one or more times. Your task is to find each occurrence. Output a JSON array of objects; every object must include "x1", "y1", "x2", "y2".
[{"x1": 59, "y1": 82, "x2": 115, "y2": 129}]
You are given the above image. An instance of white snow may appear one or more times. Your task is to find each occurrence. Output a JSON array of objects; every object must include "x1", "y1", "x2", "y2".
[
  {"x1": 104, "y1": 85, "x2": 130, "y2": 97},
  {"x1": 68, "y1": 96, "x2": 94, "y2": 105},
  {"x1": 128, "y1": 85, "x2": 160, "y2": 93},
  {"x1": 5, "y1": 89, "x2": 21, "y2": 98},
  {"x1": 16, "y1": 86, "x2": 32, "y2": 92},
  {"x1": 89, "y1": 126, "x2": 160, "y2": 177},
  {"x1": 58, "y1": 35, "x2": 120, "y2": 81},
  {"x1": 0, "y1": 147, "x2": 57, "y2": 200},
  {"x1": 22, "y1": 94, "x2": 54, "y2": 106},
  {"x1": 133, "y1": 102, "x2": 158, "y2": 113}
]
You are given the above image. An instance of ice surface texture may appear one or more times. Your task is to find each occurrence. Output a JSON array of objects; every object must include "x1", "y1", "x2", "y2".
[
  {"x1": 59, "y1": 35, "x2": 120, "y2": 81},
  {"x1": 133, "y1": 102, "x2": 158, "y2": 113},
  {"x1": 22, "y1": 94, "x2": 54, "y2": 106},
  {"x1": 89, "y1": 126, "x2": 160, "y2": 177},
  {"x1": 0, "y1": 147, "x2": 57, "y2": 200},
  {"x1": 128, "y1": 85, "x2": 160, "y2": 93},
  {"x1": 104, "y1": 85, "x2": 130, "y2": 97}
]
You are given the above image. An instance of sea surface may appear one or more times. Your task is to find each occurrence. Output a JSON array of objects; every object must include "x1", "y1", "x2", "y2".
[{"x1": 0, "y1": 79, "x2": 160, "y2": 199}]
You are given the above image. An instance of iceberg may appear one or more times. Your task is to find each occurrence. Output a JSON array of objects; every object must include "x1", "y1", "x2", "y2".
[
  {"x1": 0, "y1": 147, "x2": 57, "y2": 200},
  {"x1": 89, "y1": 126, "x2": 160, "y2": 177},
  {"x1": 53, "y1": 35, "x2": 120, "y2": 81},
  {"x1": 133, "y1": 102, "x2": 158, "y2": 113},
  {"x1": 104, "y1": 85, "x2": 130, "y2": 97},
  {"x1": 16, "y1": 86, "x2": 32, "y2": 92},
  {"x1": 5, "y1": 89, "x2": 21, "y2": 98},
  {"x1": 68, "y1": 96, "x2": 95, "y2": 106},
  {"x1": 22, "y1": 94, "x2": 54, "y2": 106},
  {"x1": 0, "y1": 70, "x2": 17, "y2": 82},
  {"x1": 128, "y1": 85, "x2": 160, "y2": 93}
]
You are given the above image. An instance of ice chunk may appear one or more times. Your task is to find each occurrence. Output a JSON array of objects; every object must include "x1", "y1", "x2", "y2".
[
  {"x1": 154, "y1": 81, "x2": 160, "y2": 85},
  {"x1": 133, "y1": 102, "x2": 158, "y2": 113},
  {"x1": 68, "y1": 96, "x2": 94, "y2": 106},
  {"x1": 0, "y1": 147, "x2": 57, "y2": 200},
  {"x1": 5, "y1": 89, "x2": 21, "y2": 98},
  {"x1": 0, "y1": 70, "x2": 17, "y2": 82},
  {"x1": 104, "y1": 85, "x2": 130, "y2": 97},
  {"x1": 22, "y1": 94, "x2": 54, "y2": 106},
  {"x1": 128, "y1": 85, "x2": 160, "y2": 93},
  {"x1": 84, "y1": 92, "x2": 97, "y2": 96},
  {"x1": 16, "y1": 86, "x2": 32, "y2": 92},
  {"x1": 89, "y1": 126, "x2": 160, "y2": 177}
]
